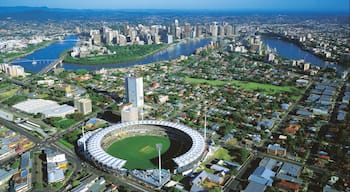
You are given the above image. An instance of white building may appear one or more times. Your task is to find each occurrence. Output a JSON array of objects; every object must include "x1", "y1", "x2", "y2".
[
  {"x1": 121, "y1": 103, "x2": 139, "y2": 122},
  {"x1": 0, "y1": 64, "x2": 25, "y2": 77},
  {"x1": 47, "y1": 153, "x2": 66, "y2": 163},
  {"x1": 37, "y1": 79, "x2": 55, "y2": 86},
  {"x1": 126, "y1": 75, "x2": 144, "y2": 108},
  {"x1": 46, "y1": 150, "x2": 67, "y2": 183},
  {"x1": 74, "y1": 98, "x2": 92, "y2": 115},
  {"x1": 42, "y1": 105, "x2": 76, "y2": 118}
]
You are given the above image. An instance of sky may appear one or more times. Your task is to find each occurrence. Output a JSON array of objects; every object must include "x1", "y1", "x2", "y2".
[{"x1": 1, "y1": 0, "x2": 349, "y2": 13}]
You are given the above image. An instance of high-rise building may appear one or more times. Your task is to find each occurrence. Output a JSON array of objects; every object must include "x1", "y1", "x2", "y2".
[
  {"x1": 196, "y1": 25, "x2": 202, "y2": 38},
  {"x1": 219, "y1": 25, "x2": 225, "y2": 37},
  {"x1": 121, "y1": 103, "x2": 139, "y2": 122},
  {"x1": 233, "y1": 25, "x2": 239, "y2": 35},
  {"x1": 126, "y1": 75, "x2": 144, "y2": 108},
  {"x1": 175, "y1": 27, "x2": 181, "y2": 39},
  {"x1": 174, "y1": 19, "x2": 179, "y2": 28},
  {"x1": 170, "y1": 23, "x2": 176, "y2": 37},
  {"x1": 74, "y1": 98, "x2": 92, "y2": 115},
  {"x1": 184, "y1": 23, "x2": 191, "y2": 38},
  {"x1": 0, "y1": 64, "x2": 25, "y2": 77},
  {"x1": 210, "y1": 22, "x2": 218, "y2": 37},
  {"x1": 92, "y1": 33, "x2": 101, "y2": 45},
  {"x1": 225, "y1": 25, "x2": 233, "y2": 36}
]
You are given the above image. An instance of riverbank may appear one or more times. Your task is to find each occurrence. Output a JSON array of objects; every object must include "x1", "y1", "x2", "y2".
[
  {"x1": 2, "y1": 39, "x2": 58, "y2": 63},
  {"x1": 260, "y1": 32, "x2": 349, "y2": 67},
  {"x1": 64, "y1": 43, "x2": 169, "y2": 65}
]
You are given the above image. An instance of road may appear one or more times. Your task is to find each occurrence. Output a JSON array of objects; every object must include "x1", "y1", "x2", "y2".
[{"x1": 0, "y1": 117, "x2": 42, "y2": 144}]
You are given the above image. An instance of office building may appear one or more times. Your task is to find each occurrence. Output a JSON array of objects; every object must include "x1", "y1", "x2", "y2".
[
  {"x1": 219, "y1": 25, "x2": 225, "y2": 37},
  {"x1": 166, "y1": 34, "x2": 173, "y2": 44},
  {"x1": 184, "y1": 23, "x2": 191, "y2": 38},
  {"x1": 45, "y1": 149, "x2": 67, "y2": 184},
  {"x1": 121, "y1": 103, "x2": 139, "y2": 122},
  {"x1": 225, "y1": 24, "x2": 233, "y2": 36},
  {"x1": 210, "y1": 22, "x2": 218, "y2": 37},
  {"x1": 125, "y1": 75, "x2": 144, "y2": 108},
  {"x1": 196, "y1": 25, "x2": 203, "y2": 38},
  {"x1": 74, "y1": 98, "x2": 92, "y2": 115}
]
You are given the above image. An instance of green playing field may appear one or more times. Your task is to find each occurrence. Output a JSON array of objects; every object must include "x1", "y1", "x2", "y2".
[{"x1": 106, "y1": 135, "x2": 170, "y2": 169}]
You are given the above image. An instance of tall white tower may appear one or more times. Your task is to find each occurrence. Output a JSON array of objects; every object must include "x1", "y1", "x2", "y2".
[
  {"x1": 204, "y1": 113, "x2": 207, "y2": 142},
  {"x1": 156, "y1": 143, "x2": 162, "y2": 185},
  {"x1": 126, "y1": 76, "x2": 144, "y2": 108}
]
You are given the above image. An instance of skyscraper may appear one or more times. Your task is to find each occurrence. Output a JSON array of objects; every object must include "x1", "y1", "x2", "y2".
[
  {"x1": 210, "y1": 22, "x2": 218, "y2": 37},
  {"x1": 184, "y1": 23, "x2": 191, "y2": 38},
  {"x1": 126, "y1": 75, "x2": 144, "y2": 108}
]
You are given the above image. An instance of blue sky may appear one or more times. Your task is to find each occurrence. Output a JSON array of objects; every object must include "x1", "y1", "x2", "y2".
[{"x1": 1, "y1": 0, "x2": 349, "y2": 12}]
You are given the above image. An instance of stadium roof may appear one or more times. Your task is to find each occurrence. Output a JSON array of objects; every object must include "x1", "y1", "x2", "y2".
[
  {"x1": 85, "y1": 120, "x2": 206, "y2": 171},
  {"x1": 13, "y1": 99, "x2": 60, "y2": 114}
]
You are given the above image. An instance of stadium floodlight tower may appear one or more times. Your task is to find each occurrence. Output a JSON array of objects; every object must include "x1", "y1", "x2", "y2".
[
  {"x1": 82, "y1": 125, "x2": 86, "y2": 152},
  {"x1": 204, "y1": 113, "x2": 207, "y2": 141},
  {"x1": 156, "y1": 143, "x2": 162, "y2": 185}
]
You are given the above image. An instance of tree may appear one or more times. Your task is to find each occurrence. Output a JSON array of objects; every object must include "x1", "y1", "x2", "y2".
[{"x1": 240, "y1": 148, "x2": 250, "y2": 163}]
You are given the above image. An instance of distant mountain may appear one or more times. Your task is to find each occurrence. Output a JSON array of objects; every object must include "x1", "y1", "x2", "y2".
[{"x1": 0, "y1": 6, "x2": 348, "y2": 23}]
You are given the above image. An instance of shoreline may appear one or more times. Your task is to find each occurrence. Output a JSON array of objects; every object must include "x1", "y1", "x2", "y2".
[
  {"x1": 260, "y1": 32, "x2": 349, "y2": 67},
  {"x1": 63, "y1": 37, "x2": 211, "y2": 66},
  {"x1": 63, "y1": 43, "x2": 169, "y2": 65},
  {"x1": 6, "y1": 39, "x2": 58, "y2": 63}
]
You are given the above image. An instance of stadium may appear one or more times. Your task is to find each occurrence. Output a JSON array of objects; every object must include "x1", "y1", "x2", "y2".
[{"x1": 82, "y1": 120, "x2": 207, "y2": 174}]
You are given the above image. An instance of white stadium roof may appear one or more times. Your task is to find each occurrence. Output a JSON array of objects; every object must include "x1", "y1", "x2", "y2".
[
  {"x1": 85, "y1": 120, "x2": 206, "y2": 171},
  {"x1": 13, "y1": 99, "x2": 60, "y2": 114}
]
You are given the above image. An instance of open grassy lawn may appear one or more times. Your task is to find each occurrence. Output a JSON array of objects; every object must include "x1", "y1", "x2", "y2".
[
  {"x1": 58, "y1": 139, "x2": 74, "y2": 149},
  {"x1": 213, "y1": 147, "x2": 233, "y2": 161},
  {"x1": 0, "y1": 87, "x2": 19, "y2": 100},
  {"x1": 54, "y1": 119, "x2": 76, "y2": 129},
  {"x1": 106, "y1": 136, "x2": 170, "y2": 169},
  {"x1": 184, "y1": 77, "x2": 299, "y2": 95}
]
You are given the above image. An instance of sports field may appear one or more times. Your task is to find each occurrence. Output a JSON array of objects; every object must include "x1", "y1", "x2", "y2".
[
  {"x1": 106, "y1": 135, "x2": 171, "y2": 169},
  {"x1": 184, "y1": 77, "x2": 302, "y2": 95}
]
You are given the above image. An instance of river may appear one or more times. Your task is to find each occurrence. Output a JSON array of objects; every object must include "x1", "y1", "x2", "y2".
[
  {"x1": 12, "y1": 35, "x2": 347, "y2": 73},
  {"x1": 262, "y1": 37, "x2": 347, "y2": 72},
  {"x1": 11, "y1": 35, "x2": 78, "y2": 72},
  {"x1": 11, "y1": 35, "x2": 213, "y2": 72}
]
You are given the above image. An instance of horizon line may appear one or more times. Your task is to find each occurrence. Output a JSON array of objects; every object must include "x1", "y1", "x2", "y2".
[{"x1": 0, "y1": 6, "x2": 349, "y2": 14}]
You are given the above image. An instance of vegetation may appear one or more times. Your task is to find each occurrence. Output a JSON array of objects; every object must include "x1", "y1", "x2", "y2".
[
  {"x1": 45, "y1": 117, "x2": 76, "y2": 129},
  {"x1": 172, "y1": 174, "x2": 185, "y2": 182},
  {"x1": 106, "y1": 136, "x2": 170, "y2": 169},
  {"x1": 3, "y1": 95, "x2": 27, "y2": 106},
  {"x1": 64, "y1": 44, "x2": 166, "y2": 65},
  {"x1": 58, "y1": 138, "x2": 74, "y2": 149},
  {"x1": 72, "y1": 180, "x2": 80, "y2": 187},
  {"x1": 0, "y1": 82, "x2": 12, "y2": 90},
  {"x1": 11, "y1": 159, "x2": 20, "y2": 169},
  {"x1": 213, "y1": 147, "x2": 233, "y2": 161},
  {"x1": 184, "y1": 77, "x2": 300, "y2": 95},
  {"x1": 63, "y1": 129, "x2": 82, "y2": 145},
  {"x1": 0, "y1": 87, "x2": 20, "y2": 100},
  {"x1": 1, "y1": 40, "x2": 53, "y2": 63}
]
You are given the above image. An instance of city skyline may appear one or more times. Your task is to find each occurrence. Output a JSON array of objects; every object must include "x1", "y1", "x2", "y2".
[{"x1": 1, "y1": 0, "x2": 349, "y2": 13}]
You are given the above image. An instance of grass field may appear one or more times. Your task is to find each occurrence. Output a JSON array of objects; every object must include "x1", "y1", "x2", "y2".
[
  {"x1": 106, "y1": 136, "x2": 171, "y2": 169},
  {"x1": 58, "y1": 139, "x2": 74, "y2": 149},
  {"x1": 184, "y1": 77, "x2": 299, "y2": 95},
  {"x1": 0, "y1": 87, "x2": 20, "y2": 100}
]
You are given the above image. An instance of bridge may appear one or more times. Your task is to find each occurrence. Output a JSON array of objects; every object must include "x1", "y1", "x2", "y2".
[
  {"x1": 11, "y1": 59, "x2": 57, "y2": 65},
  {"x1": 37, "y1": 53, "x2": 68, "y2": 75}
]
